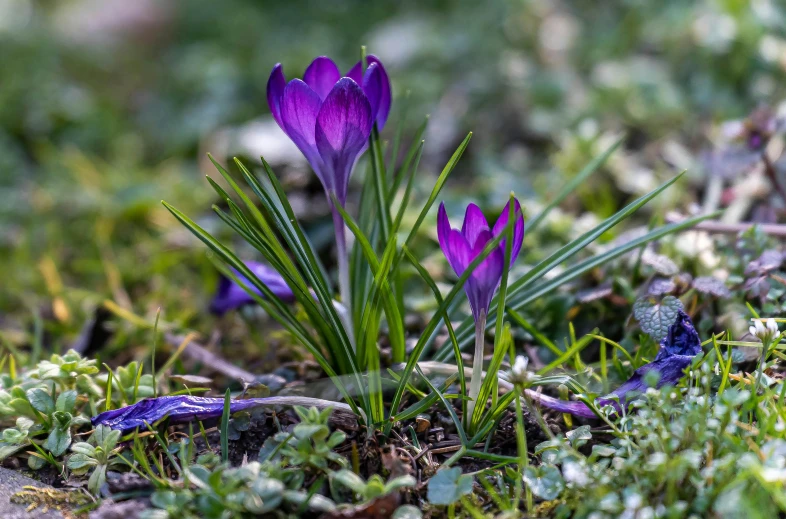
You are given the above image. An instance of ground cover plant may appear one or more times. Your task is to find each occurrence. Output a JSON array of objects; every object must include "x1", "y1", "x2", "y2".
[{"x1": 3, "y1": 1, "x2": 786, "y2": 518}]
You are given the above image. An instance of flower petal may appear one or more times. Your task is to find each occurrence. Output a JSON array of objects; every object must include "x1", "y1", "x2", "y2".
[
  {"x1": 362, "y1": 63, "x2": 383, "y2": 124},
  {"x1": 466, "y1": 228, "x2": 504, "y2": 320},
  {"x1": 346, "y1": 60, "x2": 363, "y2": 85},
  {"x1": 492, "y1": 198, "x2": 525, "y2": 262},
  {"x1": 210, "y1": 261, "x2": 295, "y2": 315},
  {"x1": 462, "y1": 203, "x2": 490, "y2": 248},
  {"x1": 303, "y1": 56, "x2": 341, "y2": 101},
  {"x1": 365, "y1": 55, "x2": 391, "y2": 129},
  {"x1": 280, "y1": 79, "x2": 323, "y2": 170},
  {"x1": 347, "y1": 55, "x2": 391, "y2": 129},
  {"x1": 266, "y1": 63, "x2": 286, "y2": 128},
  {"x1": 469, "y1": 229, "x2": 504, "y2": 297},
  {"x1": 314, "y1": 78, "x2": 372, "y2": 202},
  {"x1": 438, "y1": 203, "x2": 471, "y2": 276}
]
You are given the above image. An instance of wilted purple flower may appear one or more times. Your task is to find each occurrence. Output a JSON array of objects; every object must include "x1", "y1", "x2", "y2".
[
  {"x1": 528, "y1": 310, "x2": 702, "y2": 419},
  {"x1": 210, "y1": 261, "x2": 295, "y2": 315},
  {"x1": 267, "y1": 55, "x2": 391, "y2": 207},
  {"x1": 92, "y1": 395, "x2": 342, "y2": 434},
  {"x1": 437, "y1": 200, "x2": 525, "y2": 322}
]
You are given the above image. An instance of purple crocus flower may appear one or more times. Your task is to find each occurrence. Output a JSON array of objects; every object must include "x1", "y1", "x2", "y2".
[
  {"x1": 528, "y1": 310, "x2": 702, "y2": 419},
  {"x1": 437, "y1": 200, "x2": 525, "y2": 322},
  {"x1": 210, "y1": 261, "x2": 295, "y2": 315},
  {"x1": 266, "y1": 55, "x2": 391, "y2": 207},
  {"x1": 438, "y1": 199, "x2": 525, "y2": 426}
]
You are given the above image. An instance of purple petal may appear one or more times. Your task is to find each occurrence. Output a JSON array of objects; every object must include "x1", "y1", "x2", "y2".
[
  {"x1": 91, "y1": 396, "x2": 286, "y2": 434},
  {"x1": 525, "y1": 391, "x2": 599, "y2": 420},
  {"x1": 657, "y1": 310, "x2": 702, "y2": 358},
  {"x1": 303, "y1": 56, "x2": 341, "y2": 101},
  {"x1": 469, "y1": 229, "x2": 504, "y2": 288},
  {"x1": 462, "y1": 204, "x2": 490, "y2": 248},
  {"x1": 365, "y1": 55, "x2": 391, "y2": 129},
  {"x1": 362, "y1": 63, "x2": 383, "y2": 124},
  {"x1": 314, "y1": 78, "x2": 372, "y2": 203},
  {"x1": 445, "y1": 229, "x2": 472, "y2": 277},
  {"x1": 492, "y1": 198, "x2": 525, "y2": 262},
  {"x1": 347, "y1": 56, "x2": 391, "y2": 129},
  {"x1": 466, "y1": 230, "x2": 504, "y2": 319},
  {"x1": 266, "y1": 63, "x2": 286, "y2": 128},
  {"x1": 438, "y1": 203, "x2": 470, "y2": 276},
  {"x1": 210, "y1": 261, "x2": 295, "y2": 315},
  {"x1": 280, "y1": 79, "x2": 323, "y2": 172},
  {"x1": 346, "y1": 60, "x2": 363, "y2": 85}
]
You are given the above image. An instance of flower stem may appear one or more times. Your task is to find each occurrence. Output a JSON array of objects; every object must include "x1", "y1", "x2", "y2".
[
  {"x1": 332, "y1": 208, "x2": 356, "y2": 350},
  {"x1": 756, "y1": 338, "x2": 770, "y2": 393},
  {"x1": 513, "y1": 386, "x2": 532, "y2": 513},
  {"x1": 466, "y1": 311, "x2": 486, "y2": 430}
]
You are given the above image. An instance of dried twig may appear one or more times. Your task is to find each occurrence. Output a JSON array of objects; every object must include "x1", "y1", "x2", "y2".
[{"x1": 165, "y1": 333, "x2": 257, "y2": 382}]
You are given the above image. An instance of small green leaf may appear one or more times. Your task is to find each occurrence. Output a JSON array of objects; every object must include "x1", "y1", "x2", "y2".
[
  {"x1": 333, "y1": 469, "x2": 367, "y2": 494},
  {"x1": 44, "y1": 426, "x2": 71, "y2": 456},
  {"x1": 88, "y1": 464, "x2": 108, "y2": 494},
  {"x1": 392, "y1": 505, "x2": 423, "y2": 519},
  {"x1": 633, "y1": 295, "x2": 684, "y2": 342},
  {"x1": 56, "y1": 390, "x2": 77, "y2": 413},
  {"x1": 26, "y1": 388, "x2": 54, "y2": 415},
  {"x1": 70, "y1": 442, "x2": 96, "y2": 457},
  {"x1": 427, "y1": 467, "x2": 473, "y2": 505},
  {"x1": 28, "y1": 454, "x2": 46, "y2": 470},
  {"x1": 592, "y1": 445, "x2": 616, "y2": 457},
  {"x1": 0, "y1": 442, "x2": 25, "y2": 461},
  {"x1": 566, "y1": 425, "x2": 592, "y2": 448},
  {"x1": 150, "y1": 490, "x2": 178, "y2": 509},
  {"x1": 67, "y1": 453, "x2": 97, "y2": 472},
  {"x1": 523, "y1": 465, "x2": 565, "y2": 500}
]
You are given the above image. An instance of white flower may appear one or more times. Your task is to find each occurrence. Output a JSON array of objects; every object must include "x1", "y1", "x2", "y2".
[
  {"x1": 510, "y1": 355, "x2": 531, "y2": 385},
  {"x1": 750, "y1": 318, "x2": 781, "y2": 343}
]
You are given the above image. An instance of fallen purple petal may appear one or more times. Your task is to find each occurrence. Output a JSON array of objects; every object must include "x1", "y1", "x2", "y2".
[
  {"x1": 92, "y1": 395, "x2": 349, "y2": 434},
  {"x1": 529, "y1": 310, "x2": 701, "y2": 418}
]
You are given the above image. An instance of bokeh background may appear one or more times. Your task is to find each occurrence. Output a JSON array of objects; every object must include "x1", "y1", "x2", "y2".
[{"x1": 2, "y1": 0, "x2": 785, "y2": 357}]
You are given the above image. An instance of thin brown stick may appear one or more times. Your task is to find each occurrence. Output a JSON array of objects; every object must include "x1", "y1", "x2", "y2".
[{"x1": 165, "y1": 333, "x2": 257, "y2": 382}]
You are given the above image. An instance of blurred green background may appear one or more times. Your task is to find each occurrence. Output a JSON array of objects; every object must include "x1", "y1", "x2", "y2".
[{"x1": 1, "y1": 0, "x2": 784, "y2": 356}]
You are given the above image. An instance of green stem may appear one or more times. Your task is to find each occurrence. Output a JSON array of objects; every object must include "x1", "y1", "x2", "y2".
[
  {"x1": 514, "y1": 386, "x2": 532, "y2": 513},
  {"x1": 332, "y1": 205, "x2": 356, "y2": 350},
  {"x1": 466, "y1": 312, "x2": 487, "y2": 431},
  {"x1": 756, "y1": 338, "x2": 770, "y2": 393}
]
